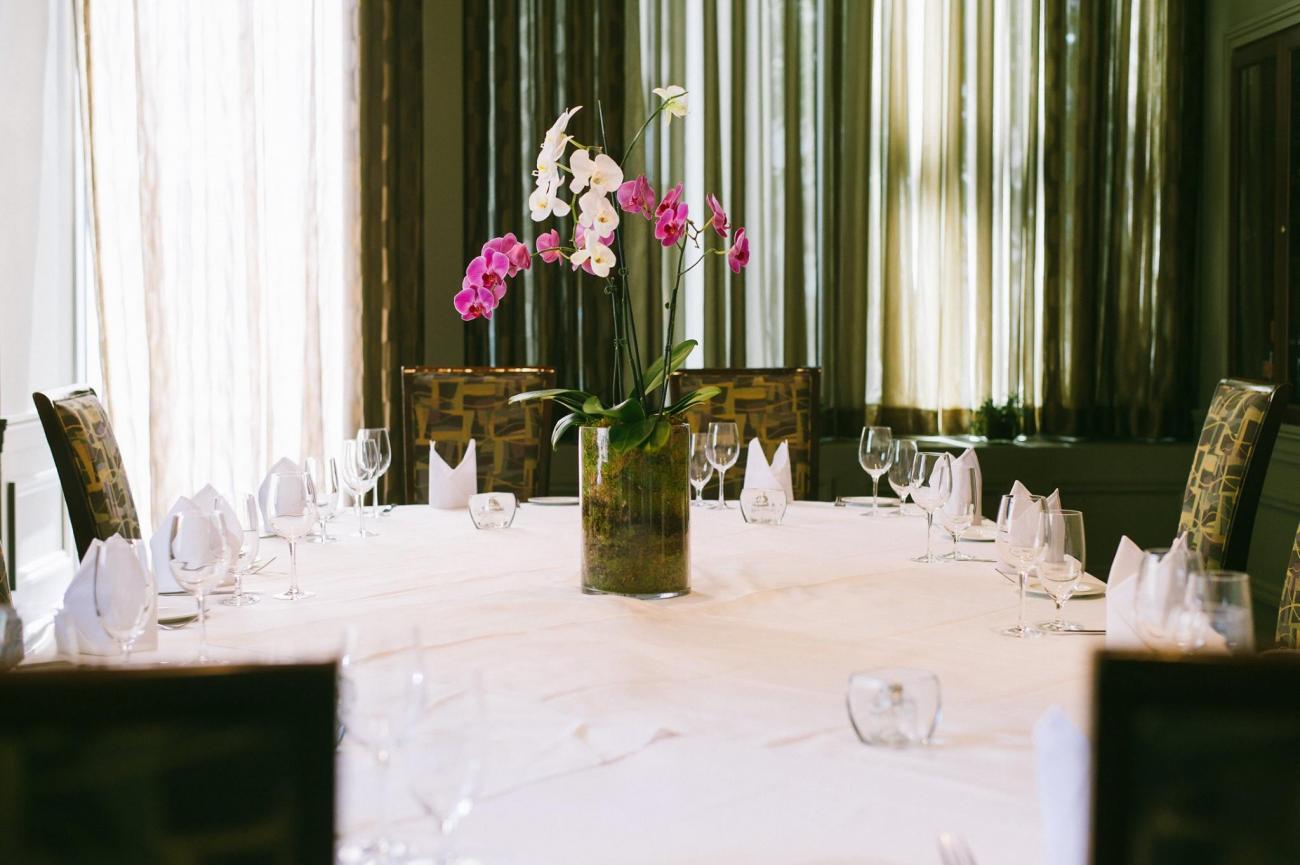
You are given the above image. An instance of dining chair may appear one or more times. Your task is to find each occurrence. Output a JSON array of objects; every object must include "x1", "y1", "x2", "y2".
[
  {"x1": 669, "y1": 367, "x2": 820, "y2": 500},
  {"x1": 32, "y1": 385, "x2": 142, "y2": 560},
  {"x1": 0, "y1": 544, "x2": 10, "y2": 606},
  {"x1": 1276, "y1": 522, "x2": 1300, "y2": 650},
  {"x1": 401, "y1": 366, "x2": 556, "y2": 503},
  {"x1": 0, "y1": 663, "x2": 336, "y2": 864},
  {"x1": 1177, "y1": 378, "x2": 1289, "y2": 572},
  {"x1": 1092, "y1": 652, "x2": 1300, "y2": 864}
]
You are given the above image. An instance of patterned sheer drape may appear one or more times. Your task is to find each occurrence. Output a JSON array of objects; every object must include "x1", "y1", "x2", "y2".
[{"x1": 76, "y1": 0, "x2": 362, "y2": 526}]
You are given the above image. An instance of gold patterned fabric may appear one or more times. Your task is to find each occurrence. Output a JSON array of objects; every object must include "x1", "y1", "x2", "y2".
[
  {"x1": 672, "y1": 368, "x2": 819, "y2": 500},
  {"x1": 1177, "y1": 380, "x2": 1278, "y2": 571},
  {"x1": 1276, "y1": 524, "x2": 1300, "y2": 649},
  {"x1": 401, "y1": 368, "x2": 554, "y2": 503},
  {"x1": 0, "y1": 548, "x2": 10, "y2": 607},
  {"x1": 42, "y1": 391, "x2": 142, "y2": 550}
]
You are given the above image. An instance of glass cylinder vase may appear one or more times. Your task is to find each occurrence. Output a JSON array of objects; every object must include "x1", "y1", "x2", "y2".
[{"x1": 579, "y1": 423, "x2": 690, "y2": 599}]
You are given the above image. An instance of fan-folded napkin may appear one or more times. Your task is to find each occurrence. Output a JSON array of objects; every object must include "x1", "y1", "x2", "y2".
[
  {"x1": 941, "y1": 448, "x2": 984, "y2": 523},
  {"x1": 150, "y1": 487, "x2": 242, "y2": 593},
  {"x1": 742, "y1": 439, "x2": 795, "y2": 502},
  {"x1": 429, "y1": 439, "x2": 478, "y2": 509},
  {"x1": 1105, "y1": 533, "x2": 1225, "y2": 651},
  {"x1": 259, "y1": 457, "x2": 302, "y2": 532},
  {"x1": 54, "y1": 535, "x2": 158, "y2": 657}
]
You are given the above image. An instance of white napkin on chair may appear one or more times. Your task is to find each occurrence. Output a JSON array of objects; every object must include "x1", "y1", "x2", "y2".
[
  {"x1": 259, "y1": 457, "x2": 302, "y2": 532},
  {"x1": 941, "y1": 448, "x2": 984, "y2": 524},
  {"x1": 54, "y1": 536, "x2": 158, "y2": 657},
  {"x1": 429, "y1": 439, "x2": 478, "y2": 509},
  {"x1": 1034, "y1": 706, "x2": 1090, "y2": 865},
  {"x1": 742, "y1": 439, "x2": 795, "y2": 502}
]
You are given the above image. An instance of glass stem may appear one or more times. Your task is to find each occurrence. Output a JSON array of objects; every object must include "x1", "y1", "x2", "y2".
[
  {"x1": 197, "y1": 591, "x2": 208, "y2": 660},
  {"x1": 925, "y1": 512, "x2": 933, "y2": 560},
  {"x1": 717, "y1": 469, "x2": 726, "y2": 507},
  {"x1": 359, "y1": 496, "x2": 368, "y2": 535},
  {"x1": 1018, "y1": 569, "x2": 1029, "y2": 631},
  {"x1": 289, "y1": 540, "x2": 299, "y2": 595},
  {"x1": 872, "y1": 476, "x2": 880, "y2": 516},
  {"x1": 1055, "y1": 600, "x2": 1065, "y2": 629},
  {"x1": 370, "y1": 484, "x2": 379, "y2": 519}
]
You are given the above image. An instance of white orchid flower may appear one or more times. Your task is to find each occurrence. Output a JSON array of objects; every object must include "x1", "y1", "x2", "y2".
[
  {"x1": 569, "y1": 226, "x2": 616, "y2": 278},
  {"x1": 652, "y1": 85, "x2": 688, "y2": 123},
  {"x1": 569, "y1": 150, "x2": 624, "y2": 195},
  {"x1": 577, "y1": 189, "x2": 621, "y2": 235},
  {"x1": 528, "y1": 177, "x2": 571, "y2": 222}
]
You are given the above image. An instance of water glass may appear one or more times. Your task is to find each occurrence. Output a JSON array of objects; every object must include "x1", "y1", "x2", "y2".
[
  {"x1": 1036, "y1": 509, "x2": 1086, "y2": 632},
  {"x1": 705, "y1": 422, "x2": 741, "y2": 508},
  {"x1": 739, "y1": 488, "x2": 788, "y2": 525},
  {"x1": 1134, "y1": 544, "x2": 1203, "y2": 650},
  {"x1": 341, "y1": 438, "x2": 382, "y2": 537},
  {"x1": 995, "y1": 492, "x2": 1045, "y2": 639},
  {"x1": 887, "y1": 440, "x2": 918, "y2": 516},
  {"x1": 92, "y1": 539, "x2": 155, "y2": 663},
  {"x1": 224, "y1": 493, "x2": 261, "y2": 607},
  {"x1": 858, "y1": 426, "x2": 894, "y2": 517},
  {"x1": 847, "y1": 668, "x2": 941, "y2": 747},
  {"x1": 305, "y1": 457, "x2": 341, "y2": 544},
  {"x1": 358, "y1": 428, "x2": 393, "y2": 518},
  {"x1": 1190, "y1": 570, "x2": 1255, "y2": 654},
  {"x1": 267, "y1": 471, "x2": 318, "y2": 601},
  {"x1": 169, "y1": 511, "x2": 232, "y2": 661},
  {"x1": 910, "y1": 452, "x2": 953, "y2": 563},
  {"x1": 468, "y1": 492, "x2": 518, "y2": 529},
  {"x1": 689, "y1": 432, "x2": 714, "y2": 507},
  {"x1": 939, "y1": 466, "x2": 978, "y2": 561}
]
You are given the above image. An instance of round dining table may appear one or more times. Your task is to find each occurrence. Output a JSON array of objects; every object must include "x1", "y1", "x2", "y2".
[{"x1": 134, "y1": 500, "x2": 1106, "y2": 865}]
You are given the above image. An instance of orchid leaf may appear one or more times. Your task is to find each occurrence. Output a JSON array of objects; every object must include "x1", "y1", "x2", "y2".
[
  {"x1": 551, "y1": 412, "x2": 585, "y2": 449},
  {"x1": 642, "y1": 417, "x2": 672, "y2": 453},
  {"x1": 665, "y1": 385, "x2": 721, "y2": 416},
  {"x1": 640, "y1": 339, "x2": 697, "y2": 396},
  {"x1": 582, "y1": 396, "x2": 646, "y2": 424},
  {"x1": 608, "y1": 417, "x2": 657, "y2": 453},
  {"x1": 510, "y1": 388, "x2": 595, "y2": 414}
]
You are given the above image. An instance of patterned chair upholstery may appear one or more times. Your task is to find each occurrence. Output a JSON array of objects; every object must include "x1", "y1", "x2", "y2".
[
  {"x1": 670, "y1": 368, "x2": 820, "y2": 500},
  {"x1": 1276, "y1": 523, "x2": 1300, "y2": 650},
  {"x1": 33, "y1": 386, "x2": 142, "y2": 560},
  {"x1": 0, "y1": 545, "x2": 10, "y2": 606},
  {"x1": 1178, "y1": 378, "x2": 1289, "y2": 572},
  {"x1": 401, "y1": 367, "x2": 555, "y2": 503}
]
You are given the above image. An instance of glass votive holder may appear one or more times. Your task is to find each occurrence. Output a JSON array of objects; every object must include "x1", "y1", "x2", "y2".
[
  {"x1": 468, "y1": 492, "x2": 517, "y2": 530},
  {"x1": 847, "y1": 667, "x2": 941, "y2": 748},
  {"x1": 739, "y1": 488, "x2": 788, "y2": 525}
]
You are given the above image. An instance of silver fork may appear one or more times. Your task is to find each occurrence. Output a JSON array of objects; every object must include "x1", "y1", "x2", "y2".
[{"x1": 937, "y1": 832, "x2": 979, "y2": 865}]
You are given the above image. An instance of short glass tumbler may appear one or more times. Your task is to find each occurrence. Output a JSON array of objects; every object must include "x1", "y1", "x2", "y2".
[
  {"x1": 739, "y1": 488, "x2": 788, "y2": 525},
  {"x1": 847, "y1": 668, "x2": 941, "y2": 748},
  {"x1": 468, "y1": 492, "x2": 518, "y2": 530}
]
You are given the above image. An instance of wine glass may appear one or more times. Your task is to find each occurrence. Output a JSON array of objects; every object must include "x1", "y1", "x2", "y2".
[
  {"x1": 938, "y1": 466, "x2": 978, "y2": 561},
  {"x1": 358, "y1": 428, "x2": 392, "y2": 518},
  {"x1": 305, "y1": 457, "x2": 341, "y2": 544},
  {"x1": 858, "y1": 426, "x2": 894, "y2": 517},
  {"x1": 887, "y1": 440, "x2": 918, "y2": 516},
  {"x1": 92, "y1": 539, "x2": 155, "y2": 663},
  {"x1": 169, "y1": 511, "x2": 232, "y2": 661},
  {"x1": 266, "y1": 471, "x2": 318, "y2": 601},
  {"x1": 995, "y1": 493, "x2": 1045, "y2": 639},
  {"x1": 909, "y1": 452, "x2": 952, "y2": 563},
  {"x1": 224, "y1": 493, "x2": 261, "y2": 607},
  {"x1": 1134, "y1": 545, "x2": 1203, "y2": 650},
  {"x1": 341, "y1": 439, "x2": 381, "y2": 538},
  {"x1": 1035, "y1": 509, "x2": 1087, "y2": 632},
  {"x1": 705, "y1": 422, "x2": 741, "y2": 509},
  {"x1": 689, "y1": 432, "x2": 714, "y2": 507}
]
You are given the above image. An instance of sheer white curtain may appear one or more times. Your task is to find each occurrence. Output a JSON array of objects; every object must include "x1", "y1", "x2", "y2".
[{"x1": 75, "y1": 0, "x2": 361, "y2": 528}]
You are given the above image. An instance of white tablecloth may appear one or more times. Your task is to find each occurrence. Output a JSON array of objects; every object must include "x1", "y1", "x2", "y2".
[{"x1": 133, "y1": 503, "x2": 1106, "y2": 864}]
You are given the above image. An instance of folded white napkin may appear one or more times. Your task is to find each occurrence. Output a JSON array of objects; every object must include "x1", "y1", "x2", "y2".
[
  {"x1": 259, "y1": 457, "x2": 302, "y2": 532},
  {"x1": 941, "y1": 448, "x2": 984, "y2": 524},
  {"x1": 1105, "y1": 535, "x2": 1148, "y2": 649},
  {"x1": 192, "y1": 484, "x2": 243, "y2": 553},
  {"x1": 1007, "y1": 480, "x2": 1065, "y2": 559},
  {"x1": 150, "y1": 496, "x2": 201, "y2": 593},
  {"x1": 55, "y1": 536, "x2": 158, "y2": 657},
  {"x1": 429, "y1": 439, "x2": 478, "y2": 509},
  {"x1": 1034, "y1": 706, "x2": 1090, "y2": 865},
  {"x1": 742, "y1": 439, "x2": 795, "y2": 502}
]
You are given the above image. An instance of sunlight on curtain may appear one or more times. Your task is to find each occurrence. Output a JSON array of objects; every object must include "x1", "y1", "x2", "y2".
[{"x1": 76, "y1": 0, "x2": 361, "y2": 528}]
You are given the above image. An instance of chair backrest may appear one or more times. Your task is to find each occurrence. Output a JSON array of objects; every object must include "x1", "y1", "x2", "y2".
[
  {"x1": 1178, "y1": 378, "x2": 1289, "y2": 571},
  {"x1": 0, "y1": 663, "x2": 336, "y2": 864},
  {"x1": 401, "y1": 366, "x2": 556, "y2": 503},
  {"x1": 1277, "y1": 522, "x2": 1300, "y2": 649},
  {"x1": 670, "y1": 367, "x2": 820, "y2": 499},
  {"x1": 32, "y1": 385, "x2": 142, "y2": 560},
  {"x1": 1092, "y1": 652, "x2": 1300, "y2": 865},
  {"x1": 0, "y1": 545, "x2": 10, "y2": 606}
]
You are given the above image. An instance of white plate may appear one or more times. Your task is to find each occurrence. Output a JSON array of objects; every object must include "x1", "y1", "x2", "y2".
[
  {"x1": 836, "y1": 495, "x2": 900, "y2": 508},
  {"x1": 995, "y1": 565, "x2": 1106, "y2": 597},
  {"x1": 960, "y1": 524, "x2": 997, "y2": 543},
  {"x1": 528, "y1": 496, "x2": 580, "y2": 506}
]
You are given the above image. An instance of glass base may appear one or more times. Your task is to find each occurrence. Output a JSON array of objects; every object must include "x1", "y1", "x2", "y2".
[
  {"x1": 1037, "y1": 620, "x2": 1086, "y2": 633},
  {"x1": 939, "y1": 550, "x2": 974, "y2": 562},
  {"x1": 222, "y1": 591, "x2": 260, "y2": 607},
  {"x1": 912, "y1": 554, "x2": 944, "y2": 563},
  {"x1": 354, "y1": 528, "x2": 379, "y2": 538},
  {"x1": 307, "y1": 534, "x2": 340, "y2": 544},
  {"x1": 998, "y1": 623, "x2": 1043, "y2": 639},
  {"x1": 275, "y1": 587, "x2": 316, "y2": 601},
  {"x1": 336, "y1": 838, "x2": 410, "y2": 865},
  {"x1": 582, "y1": 585, "x2": 690, "y2": 600}
]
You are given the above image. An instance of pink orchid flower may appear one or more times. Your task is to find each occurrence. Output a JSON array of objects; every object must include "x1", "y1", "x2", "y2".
[
  {"x1": 726, "y1": 227, "x2": 750, "y2": 273},
  {"x1": 535, "y1": 229, "x2": 562, "y2": 263},
  {"x1": 454, "y1": 282, "x2": 497, "y2": 321},
  {"x1": 571, "y1": 224, "x2": 616, "y2": 273},
  {"x1": 654, "y1": 201, "x2": 689, "y2": 247},
  {"x1": 616, "y1": 175, "x2": 657, "y2": 219},
  {"x1": 705, "y1": 193, "x2": 730, "y2": 239},
  {"x1": 482, "y1": 234, "x2": 531, "y2": 277},
  {"x1": 465, "y1": 250, "x2": 511, "y2": 300},
  {"x1": 655, "y1": 182, "x2": 682, "y2": 219}
]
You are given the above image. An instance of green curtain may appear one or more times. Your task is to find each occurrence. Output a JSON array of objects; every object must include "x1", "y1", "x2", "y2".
[{"x1": 360, "y1": 0, "x2": 425, "y2": 502}]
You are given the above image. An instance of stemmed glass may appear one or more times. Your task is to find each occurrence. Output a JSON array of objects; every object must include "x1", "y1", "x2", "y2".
[
  {"x1": 1134, "y1": 545, "x2": 1203, "y2": 650},
  {"x1": 995, "y1": 493, "x2": 1045, "y2": 639},
  {"x1": 358, "y1": 428, "x2": 392, "y2": 518},
  {"x1": 267, "y1": 471, "x2": 318, "y2": 601},
  {"x1": 342, "y1": 439, "x2": 381, "y2": 538},
  {"x1": 887, "y1": 440, "x2": 918, "y2": 517},
  {"x1": 858, "y1": 426, "x2": 893, "y2": 517},
  {"x1": 705, "y1": 422, "x2": 741, "y2": 509},
  {"x1": 689, "y1": 432, "x2": 714, "y2": 507},
  {"x1": 224, "y1": 493, "x2": 261, "y2": 607},
  {"x1": 909, "y1": 452, "x2": 952, "y2": 563},
  {"x1": 1036, "y1": 509, "x2": 1087, "y2": 632},
  {"x1": 169, "y1": 511, "x2": 232, "y2": 662},
  {"x1": 92, "y1": 539, "x2": 155, "y2": 664},
  {"x1": 305, "y1": 457, "x2": 341, "y2": 544},
  {"x1": 939, "y1": 466, "x2": 978, "y2": 561}
]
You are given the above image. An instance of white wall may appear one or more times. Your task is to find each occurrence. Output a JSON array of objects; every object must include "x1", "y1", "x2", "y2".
[{"x1": 0, "y1": 0, "x2": 80, "y2": 643}]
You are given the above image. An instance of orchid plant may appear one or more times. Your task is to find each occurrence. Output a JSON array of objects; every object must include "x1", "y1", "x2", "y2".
[{"x1": 454, "y1": 86, "x2": 751, "y2": 454}]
